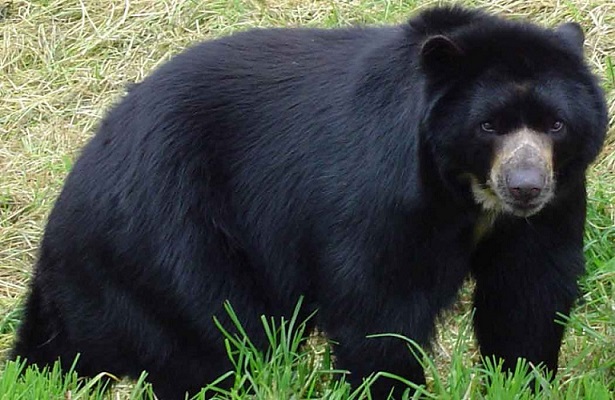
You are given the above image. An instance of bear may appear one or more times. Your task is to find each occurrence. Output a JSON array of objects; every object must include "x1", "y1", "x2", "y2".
[{"x1": 12, "y1": 6, "x2": 608, "y2": 400}]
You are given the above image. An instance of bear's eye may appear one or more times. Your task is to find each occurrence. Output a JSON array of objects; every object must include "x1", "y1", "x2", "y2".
[
  {"x1": 550, "y1": 120, "x2": 565, "y2": 133},
  {"x1": 480, "y1": 121, "x2": 496, "y2": 133}
]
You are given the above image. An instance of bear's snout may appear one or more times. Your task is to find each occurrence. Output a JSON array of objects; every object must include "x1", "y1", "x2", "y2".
[{"x1": 490, "y1": 129, "x2": 555, "y2": 217}]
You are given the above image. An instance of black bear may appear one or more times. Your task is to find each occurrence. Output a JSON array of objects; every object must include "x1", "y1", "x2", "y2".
[{"x1": 12, "y1": 6, "x2": 607, "y2": 399}]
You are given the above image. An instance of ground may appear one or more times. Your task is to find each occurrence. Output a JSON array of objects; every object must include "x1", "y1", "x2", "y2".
[{"x1": 0, "y1": 1, "x2": 613, "y2": 399}]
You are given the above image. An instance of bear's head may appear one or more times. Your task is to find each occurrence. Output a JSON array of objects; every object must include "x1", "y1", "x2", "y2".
[{"x1": 417, "y1": 12, "x2": 608, "y2": 218}]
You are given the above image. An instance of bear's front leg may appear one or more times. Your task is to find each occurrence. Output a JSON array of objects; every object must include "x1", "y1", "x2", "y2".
[
  {"x1": 314, "y1": 204, "x2": 475, "y2": 399},
  {"x1": 471, "y1": 186, "x2": 586, "y2": 378},
  {"x1": 317, "y1": 251, "x2": 471, "y2": 398}
]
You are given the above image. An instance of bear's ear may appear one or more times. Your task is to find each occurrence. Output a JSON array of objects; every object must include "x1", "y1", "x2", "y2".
[
  {"x1": 420, "y1": 35, "x2": 465, "y2": 77},
  {"x1": 555, "y1": 22, "x2": 584, "y2": 57}
]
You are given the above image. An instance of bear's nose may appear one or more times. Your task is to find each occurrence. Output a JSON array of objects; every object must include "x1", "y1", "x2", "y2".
[{"x1": 506, "y1": 168, "x2": 544, "y2": 203}]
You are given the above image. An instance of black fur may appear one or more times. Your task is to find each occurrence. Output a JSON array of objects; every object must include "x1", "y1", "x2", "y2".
[{"x1": 12, "y1": 6, "x2": 607, "y2": 399}]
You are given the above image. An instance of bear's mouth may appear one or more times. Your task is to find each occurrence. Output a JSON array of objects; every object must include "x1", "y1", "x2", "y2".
[
  {"x1": 469, "y1": 177, "x2": 553, "y2": 218},
  {"x1": 491, "y1": 182, "x2": 553, "y2": 218},
  {"x1": 506, "y1": 201, "x2": 545, "y2": 217}
]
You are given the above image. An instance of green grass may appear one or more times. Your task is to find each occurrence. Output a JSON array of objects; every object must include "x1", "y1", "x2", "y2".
[
  {"x1": 0, "y1": 0, "x2": 614, "y2": 398},
  {"x1": 1, "y1": 301, "x2": 611, "y2": 399},
  {"x1": 0, "y1": 357, "x2": 154, "y2": 400}
]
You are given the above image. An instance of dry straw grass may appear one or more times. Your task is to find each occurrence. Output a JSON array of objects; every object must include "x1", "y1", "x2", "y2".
[{"x1": 1, "y1": 0, "x2": 613, "y2": 392}]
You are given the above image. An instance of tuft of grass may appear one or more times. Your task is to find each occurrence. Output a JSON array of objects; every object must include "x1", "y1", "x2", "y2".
[
  {"x1": 0, "y1": 356, "x2": 155, "y2": 399},
  {"x1": 1, "y1": 0, "x2": 614, "y2": 398},
  {"x1": 198, "y1": 299, "x2": 370, "y2": 400}
]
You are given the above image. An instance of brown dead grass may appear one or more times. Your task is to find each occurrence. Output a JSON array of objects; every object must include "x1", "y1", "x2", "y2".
[{"x1": 1, "y1": 0, "x2": 613, "y2": 395}]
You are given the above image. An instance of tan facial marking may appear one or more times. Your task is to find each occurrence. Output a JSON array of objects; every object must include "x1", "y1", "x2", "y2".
[
  {"x1": 489, "y1": 128, "x2": 555, "y2": 216},
  {"x1": 464, "y1": 128, "x2": 555, "y2": 218},
  {"x1": 490, "y1": 128, "x2": 553, "y2": 187},
  {"x1": 461, "y1": 174, "x2": 500, "y2": 244},
  {"x1": 473, "y1": 210, "x2": 498, "y2": 245},
  {"x1": 467, "y1": 174, "x2": 502, "y2": 213}
]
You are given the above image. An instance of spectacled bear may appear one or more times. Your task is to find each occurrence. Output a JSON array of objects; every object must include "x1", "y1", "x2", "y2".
[{"x1": 12, "y1": 6, "x2": 607, "y2": 399}]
